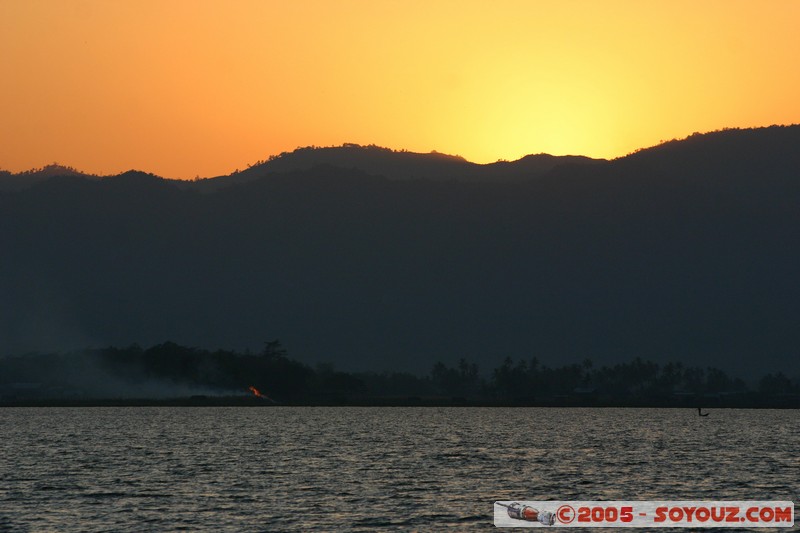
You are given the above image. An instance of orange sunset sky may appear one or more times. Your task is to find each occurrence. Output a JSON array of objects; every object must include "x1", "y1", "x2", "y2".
[{"x1": 2, "y1": 0, "x2": 799, "y2": 179}]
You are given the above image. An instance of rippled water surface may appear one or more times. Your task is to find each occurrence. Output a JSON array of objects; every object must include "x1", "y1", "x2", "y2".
[{"x1": 0, "y1": 407, "x2": 797, "y2": 531}]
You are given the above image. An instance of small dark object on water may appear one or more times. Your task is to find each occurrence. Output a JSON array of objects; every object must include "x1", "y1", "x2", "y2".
[{"x1": 697, "y1": 407, "x2": 709, "y2": 417}]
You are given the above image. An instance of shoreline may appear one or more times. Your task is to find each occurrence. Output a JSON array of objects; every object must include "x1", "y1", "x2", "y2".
[{"x1": 2, "y1": 396, "x2": 798, "y2": 408}]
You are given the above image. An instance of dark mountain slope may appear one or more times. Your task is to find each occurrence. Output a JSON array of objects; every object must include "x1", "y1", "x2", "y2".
[
  {"x1": 192, "y1": 144, "x2": 601, "y2": 191},
  {"x1": 1, "y1": 126, "x2": 798, "y2": 376},
  {"x1": 0, "y1": 164, "x2": 96, "y2": 192}
]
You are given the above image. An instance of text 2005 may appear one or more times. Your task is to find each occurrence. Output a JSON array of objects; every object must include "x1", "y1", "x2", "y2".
[{"x1": 577, "y1": 506, "x2": 634, "y2": 523}]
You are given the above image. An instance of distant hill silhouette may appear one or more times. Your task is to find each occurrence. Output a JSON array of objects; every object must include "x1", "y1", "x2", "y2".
[
  {"x1": 0, "y1": 164, "x2": 96, "y2": 192},
  {"x1": 1, "y1": 148, "x2": 601, "y2": 192},
  {"x1": 191, "y1": 144, "x2": 602, "y2": 191},
  {"x1": 1, "y1": 126, "x2": 798, "y2": 377}
]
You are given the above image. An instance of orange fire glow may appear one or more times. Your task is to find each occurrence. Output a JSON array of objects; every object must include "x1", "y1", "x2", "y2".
[{"x1": 248, "y1": 385, "x2": 265, "y2": 399}]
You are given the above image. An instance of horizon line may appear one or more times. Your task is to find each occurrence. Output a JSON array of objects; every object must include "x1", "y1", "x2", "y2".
[{"x1": 2, "y1": 123, "x2": 797, "y2": 181}]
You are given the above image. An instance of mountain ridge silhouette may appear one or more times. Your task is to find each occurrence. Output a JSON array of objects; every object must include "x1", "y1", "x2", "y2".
[
  {"x1": 3, "y1": 143, "x2": 605, "y2": 191},
  {"x1": 1, "y1": 125, "x2": 798, "y2": 376},
  {"x1": 3, "y1": 125, "x2": 796, "y2": 190}
]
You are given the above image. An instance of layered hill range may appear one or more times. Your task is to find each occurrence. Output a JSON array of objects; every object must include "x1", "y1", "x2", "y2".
[{"x1": 1, "y1": 126, "x2": 798, "y2": 376}]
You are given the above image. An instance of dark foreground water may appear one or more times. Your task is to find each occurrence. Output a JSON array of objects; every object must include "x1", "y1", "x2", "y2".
[{"x1": 0, "y1": 407, "x2": 797, "y2": 531}]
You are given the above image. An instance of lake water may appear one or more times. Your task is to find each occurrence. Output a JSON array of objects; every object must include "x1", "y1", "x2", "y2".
[{"x1": 0, "y1": 407, "x2": 797, "y2": 531}]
